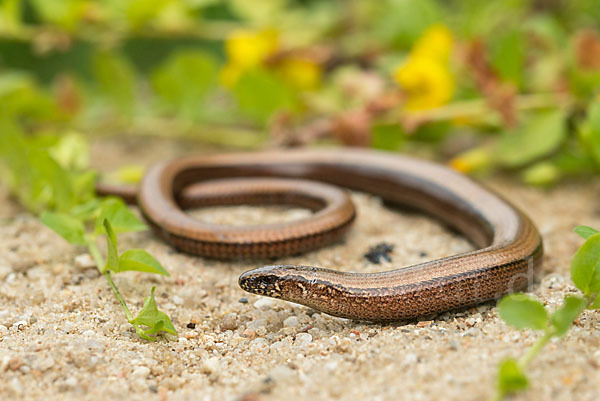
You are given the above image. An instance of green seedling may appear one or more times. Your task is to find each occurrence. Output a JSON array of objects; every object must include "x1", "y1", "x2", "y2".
[
  {"x1": 1, "y1": 121, "x2": 176, "y2": 341},
  {"x1": 491, "y1": 225, "x2": 599, "y2": 400},
  {"x1": 41, "y1": 204, "x2": 176, "y2": 341}
]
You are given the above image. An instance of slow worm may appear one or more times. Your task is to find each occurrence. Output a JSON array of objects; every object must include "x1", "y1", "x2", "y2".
[{"x1": 97, "y1": 148, "x2": 543, "y2": 321}]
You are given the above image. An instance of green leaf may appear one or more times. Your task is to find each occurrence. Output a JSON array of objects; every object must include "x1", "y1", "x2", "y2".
[
  {"x1": 125, "y1": 0, "x2": 169, "y2": 30},
  {"x1": 0, "y1": 117, "x2": 76, "y2": 213},
  {"x1": 0, "y1": 115, "x2": 30, "y2": 194},
  {"x1": 551, "y1": 296, "x2": 586, "y2": 337},
  {"x1": 228, "y1": 0, "x2": 287, "y2": 24},
  {"x1": 30, "y1": 0, "x2": 85, "y2": 31},
  {"x1": 0, "y1": 125, "x2": 73, "y2": 213},
  {"x1": 374, "y1": 0, "x2": 440, "y2": 48},
  {"x1": 102, "y1": 219, "x2": 119, "y2": 273},
  {"x1": 95, "y1": 197, "x2": 147, "y2": 234},
  {"x1": 498, "y1": 293, "x2": 548, "y2": 330},
  {"x1": 521, "y1": 162, "x2": 560, "y2": 186},
  {"x1": 70, "y1": 198, "x2": 102, "y2": 220},
  {"x1": 134, "y1": 325, "x2": 157, "y2": 342},
  {"x1": 490, "y1": 29, "x2": 524, "y2": 87},
  {"x1": 155, "y1": 312, "x2": 177, "y2": 336},
  {"x1": 589, "y1": 293, "x2": 600, "y2": 310},
  {"x1": 570, "y1": 233, "x2": 600, "y2": 295},
  {"x1": 497, "y1": 358, "x2": 529, "y2": 395},
  {"x1": 130, "y1": 286, "x2": 178, "y2": 340},
  {"x1": 71, "y1": 170, "x2": 97, "y2": 205},
  {"x1": 48, "y1": 132, "x2": 89, "y2": 171},
  {"x1": 152, "y1": 50, "x2": 218, "y2": 119},
  {"x1": 579, "y1": 100, "x2": 600, "y2": 166},
  {"x1": 41, "y1": 211, "x2": 86, "y2": 245},
  {"x1": 117, "y1": 249, "x2": 169, "y2": 276},
  {"x1": 93, "y1": 51, "x2": 136, "y2": 115},
  {"x1": 0, "y1": 73, "x2": 57, "y2": 120},
  {"x1": 29, "y1": 149, "x2": 74, "y2": 213},
  {"x1": 554, "y1": 148, "x2": 596, "y2": 175},
  {"x1": 371, "y1": 123, "x2": 405, "y2": 151},
  {"x1": 569, "y1": 65, "x2": 600, "y2": 99},
  {"x1": 233, "y1": 68, "x2": 297, "y2": 125},
  {"x1": 496, "y1": 110, "x2": 566, "y2": 168},
  {"x1": 0, "y1": 0, "x2": 22, "y2": 33},
  {"x1": 574, "y1": 226, "x2": 600, "y2": 240},
  {"x1": 110, "y1": 165, "x2": 144, "y2": 185}
]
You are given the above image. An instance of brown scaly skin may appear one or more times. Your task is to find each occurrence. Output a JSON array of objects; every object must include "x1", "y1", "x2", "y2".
[{"x1": 100, "y1": 148, "x2": 544, "y2": 321}]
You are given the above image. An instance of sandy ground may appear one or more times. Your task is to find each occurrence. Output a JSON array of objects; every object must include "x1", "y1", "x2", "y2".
[{"x1": 1, "y1": 136, "x2": 600, "y2": 401}]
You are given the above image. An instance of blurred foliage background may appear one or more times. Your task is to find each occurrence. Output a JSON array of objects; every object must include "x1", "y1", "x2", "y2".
[{"x1": 1, "y1": 0, "x2": 600, "y2": 186}]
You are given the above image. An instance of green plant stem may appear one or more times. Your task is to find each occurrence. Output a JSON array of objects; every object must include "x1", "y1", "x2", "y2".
[
  {"x1": 518, "y1": 330, "x2": 553, "y2": 369},
  {"x1": 492, "y1": 292, "x2": 595, "y2": 401},
  {"x1": 85, "y1": 235, "x2": 134, "y2": 322},
  {"x1": 489, "y1": 330, "x2": 554, "y2": 401},
  {"x1": 397, "y1": 93, "x2": 571, "y2": 129},
  {"x1": 103, "y1": 270, "x2": 134, "y2": 321}
]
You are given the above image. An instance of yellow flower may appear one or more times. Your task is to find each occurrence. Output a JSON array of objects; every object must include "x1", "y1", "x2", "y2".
[
  {"x1": 219, "y1": 63, "x2": 245, "y2": 88},
  {"x1": 449, "y1": 147, "x2": 491, "y2": 174},
  {"x1": 394, "y1": 24, "x2": 455, "y2": 110},
  {"x1": 394, "y1": 55, "x2": 454, "y2": 110},
  {"x1": 413, "y1": 24, "x2": 453, "y2": 61},
  {"x1": 276, "y1": 57, "x2": 322, "y2": 90},
  {"x1": 220, "y1": 28, "x2": 279, "y2": 87}
]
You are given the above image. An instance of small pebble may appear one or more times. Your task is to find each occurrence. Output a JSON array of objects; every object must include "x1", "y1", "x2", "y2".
[
  {"x1": 172, "y1": 295, "x2": 184, "y2": 306},
  {"x1": 86, "y1": 339, "x2": 105, "y2": 353},
  {"x1": 246, "y1": 319, "x2": 266, "y2": 331},
  {"x1": 325, "y1": 360, "x2": 339, "y2": 371},
  {"x1": 64, "y1": 377, "x2": 78, "y2": 388},
  {"x1": 238, "y1": 297, "x2": 248, "y2": 304},
  {"x1": 8, "y1": 357, "x2": 23, "y2": 371},
  {"x1": 201, "y1": 357, "x2": 220, "y2": 374},
  {"x1": 13, "y1": 320, "x2": 27, "y2": 331},
  {"x1": 283, "y1": 316, "x2": 299, "y2": 328},
  {"x1": 295, "y1": 333, "x2": 312, "y2": 345},
  {"x1": 62, "y1": 321, "x2": 73, "y2": 334},
  {"x1": 221, "y1": 313, "x2": 239, "y2": 330},
  {"x1": 242, "y1": 329, "x2": 256, "y2": 338},
  {"x1": 270, "y1": 339, "x2": 290, "y2": 351},
  {"x1": 253, "y1": 298, "x2": 275, "y2": 310},
  {"x1": 36, "y1": 357, "x2": 55, "y2": 371},
  {"x1": 132, "y1": 366, "x2": 150, "y2": 379},
  {"x1": 9, "y1": 377, "x2": 23, "y2": 395},
  {"x1": 250, "y1": 338, "x2": 268, "y2": 349},
  {"x1": 404, "y1": 353, "x2": 418, "y2": 364},
  {"x1": 0, "y1": 265, "x2": 12, "y2": 280},
  {"x1": 130, "y1": 378, "x2": 148, "y2": 393},
  {"x1": 270, "y1": 365, "x2": 295, "y2": 382},
  {"x1": 74, "y1": 254, "x2": 95, "y2": 269}
]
